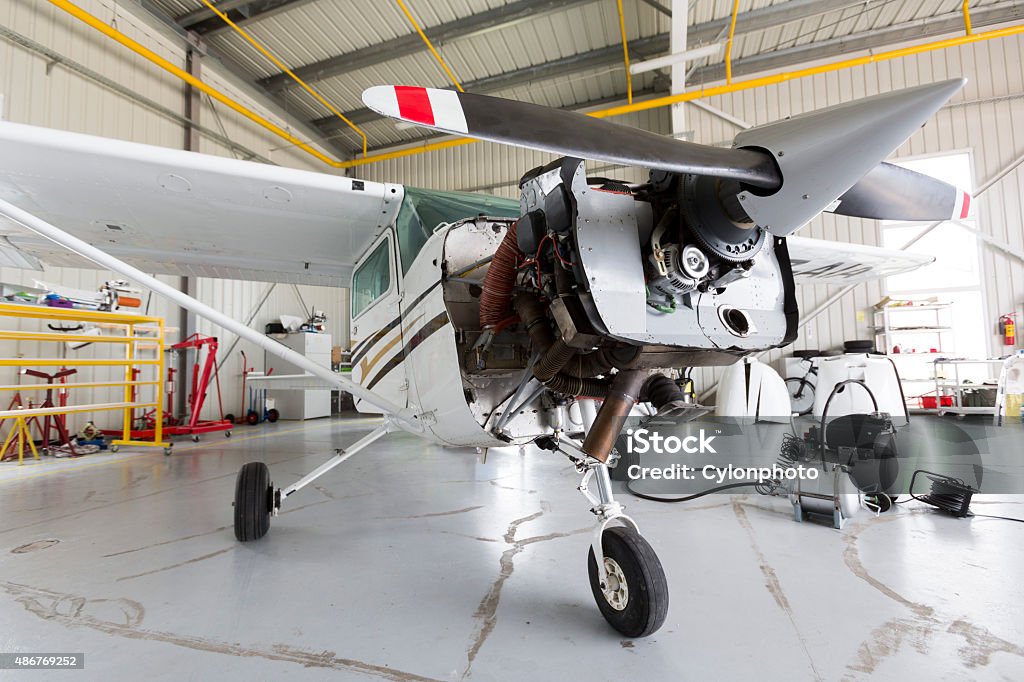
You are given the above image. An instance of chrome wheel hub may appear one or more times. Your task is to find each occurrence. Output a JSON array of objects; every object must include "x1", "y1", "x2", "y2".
[{"x1": 601, "y1": 557, "x2": 629, "y2": 611}]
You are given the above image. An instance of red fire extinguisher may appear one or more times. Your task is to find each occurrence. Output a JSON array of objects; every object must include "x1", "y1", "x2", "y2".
[{"x1": 1000, "y1": 313, "x2": 1016, "y2": 346}]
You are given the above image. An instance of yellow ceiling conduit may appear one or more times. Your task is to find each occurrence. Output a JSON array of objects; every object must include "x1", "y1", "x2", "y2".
[
  {"x1": 616, "y1": 0, "x2": 633, "y2": 104},
  {"x1": 725, "y1": 0, "x2": 740, "y2": 84},
  {"x1": 395, "y1": 0, "x2": 464, "y2": 92},
  {"x1": 340, "y1": 22, "x2": 1024, "y2": 169},
  {"x1": 963, "y1": 1, "x2": 974, "y2": 35},
  {"x1": 199, "y1": 0, "x2": 368, "y2": 155},
  {"x1": 47, "y1": 0, "x2": 348, "y2": 167},
  {"x1": 50, "y1": 0, "x2": 1024, "y2": 173}
]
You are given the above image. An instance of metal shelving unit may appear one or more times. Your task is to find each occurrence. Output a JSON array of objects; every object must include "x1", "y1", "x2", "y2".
[
  {"x1": 873, "y1": 303, "x2": 954, "y2": 412},
  {"x1": 933, "y1": 359, "x2": 1005, "y2": 418}
]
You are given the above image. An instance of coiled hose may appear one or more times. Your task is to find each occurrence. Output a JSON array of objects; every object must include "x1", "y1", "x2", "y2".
[
  {"x1": 479, "y1": 222, "x2": 520, "y2": 329},
  {"x1": 514, "y1": 292, "x2": 608, "y2": 398}
]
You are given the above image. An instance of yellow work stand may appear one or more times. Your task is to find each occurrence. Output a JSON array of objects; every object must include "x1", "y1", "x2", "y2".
[{"x1": 0, "y1": 415, "x2": 40, "y2": 464}]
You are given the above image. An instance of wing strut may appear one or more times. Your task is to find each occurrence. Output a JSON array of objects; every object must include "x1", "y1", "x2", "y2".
[{"x1": 0, "y1": 198, "x2": 422, "y2": 432}]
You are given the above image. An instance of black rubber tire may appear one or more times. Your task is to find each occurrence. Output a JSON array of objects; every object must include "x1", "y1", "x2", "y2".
[
  {"x1": 246, "y1": 410, "x2": 260, "y2": 425},
  {"x1": 234, "y1": 462, "x2": 272, "y2": 542},
  {"x1": 266, "y1": 408, "x2": 279, "y2": 423},
  {"x1": 588, "y1": 526, "x2": 669, "y2": 638},
  {"x1": 191, "y1": 435, "x2": 200, "y2": 443},
  {"x1": 785, "y1": 377, "x2": 816, "y2": 416},
  {"x1": 224, "y1": 414, "x2": 235, "y2": 424},
  {"x1": 844, "y1": 339, "x2": 874, "y2": 353}
]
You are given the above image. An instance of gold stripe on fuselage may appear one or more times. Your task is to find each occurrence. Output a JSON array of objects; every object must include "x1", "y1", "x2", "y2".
[{"x1": 357, "y1": 313, "x2": 423, "y2": 377}]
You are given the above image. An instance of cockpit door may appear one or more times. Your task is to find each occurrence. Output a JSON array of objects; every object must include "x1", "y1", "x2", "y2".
[{"x1": 349, "y1": 229, "x2": 408, "y2": 411}]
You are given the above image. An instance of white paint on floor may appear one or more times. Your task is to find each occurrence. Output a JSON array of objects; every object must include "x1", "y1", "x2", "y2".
[{"x1": 0, "y1": 415, "x2": 1022, "y2": 680}]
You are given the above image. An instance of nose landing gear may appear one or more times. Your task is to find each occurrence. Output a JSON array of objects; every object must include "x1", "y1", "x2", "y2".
[{"x1": 564, "y1": 370, "x2": 670, "y2": 637}]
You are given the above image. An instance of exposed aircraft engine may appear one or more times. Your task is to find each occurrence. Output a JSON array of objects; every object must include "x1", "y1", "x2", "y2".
[{"x1": 474, "y1": 156, "x2": 798, "y2": 402}]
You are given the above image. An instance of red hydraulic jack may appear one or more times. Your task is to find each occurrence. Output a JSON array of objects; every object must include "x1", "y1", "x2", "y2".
[
  {"x1": 107, "y1": 333, "x2": 233, "y2": 453},
  {"x1": 166, "y1": 333, "x2": 233, "y2": 445}
]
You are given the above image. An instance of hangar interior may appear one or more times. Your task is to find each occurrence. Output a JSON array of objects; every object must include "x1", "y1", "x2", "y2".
[{"x1": 0, "y1": 0, "x2": 1023, "y2": 679}]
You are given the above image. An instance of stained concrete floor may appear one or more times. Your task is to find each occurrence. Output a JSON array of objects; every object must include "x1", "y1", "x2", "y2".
[{"x1": 0, "y1": 414, "x2": 1022, "y2": 681}]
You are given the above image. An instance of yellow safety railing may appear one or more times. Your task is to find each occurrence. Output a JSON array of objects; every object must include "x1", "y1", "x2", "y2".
[{"x1": 0, "y1": 302, "x2": 169, "y2": 463}]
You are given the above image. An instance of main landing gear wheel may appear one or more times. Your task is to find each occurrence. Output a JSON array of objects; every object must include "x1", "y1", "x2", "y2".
[
  {"x1": 234, "y1": 461, "x2": 273, "y2": 541},
  {"x1": 588, "y1": 526, "x2": 669, "y2": 638}
]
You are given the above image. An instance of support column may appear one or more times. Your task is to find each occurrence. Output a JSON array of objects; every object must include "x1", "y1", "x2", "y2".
[
  {"x1": 669, "y1": 0, "x2": 687, "y2": 138},
  {"x1": 176, "y1": 42, "x2": 203, "y2": 418}
]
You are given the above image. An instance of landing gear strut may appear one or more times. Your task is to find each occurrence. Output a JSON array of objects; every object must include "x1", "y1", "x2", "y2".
[
  {"x1": 231, "y1": 425, "x2": 389, "y2": 542},
  {"x1": 565, "y1": 370, "x2": 670, "y2": 637}
]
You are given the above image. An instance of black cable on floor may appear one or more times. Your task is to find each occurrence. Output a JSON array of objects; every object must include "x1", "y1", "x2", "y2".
[
  {"x1": 627, "y1": 481, "x2": 762, "y2": 503},
  {"x1": 970, "y1": 513, "x2": 1024, "y2": 523}
]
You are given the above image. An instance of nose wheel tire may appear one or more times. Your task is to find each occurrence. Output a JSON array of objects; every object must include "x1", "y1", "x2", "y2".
[
  {"x1": 234, "y1": 461, "x2": 273, "y2": 542},
  {"x1": 588, "y1": 526, "x2": 668, "y2": 638}
]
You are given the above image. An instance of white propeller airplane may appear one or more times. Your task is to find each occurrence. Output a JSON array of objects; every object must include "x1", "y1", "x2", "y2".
[{"x1": 0, "y1": 78, "x2": 968, "y2": 637}]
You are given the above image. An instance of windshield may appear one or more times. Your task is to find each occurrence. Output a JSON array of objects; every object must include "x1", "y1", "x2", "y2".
[{"x1": 394, "y1": 186, "x2": 520, "y2": 274}]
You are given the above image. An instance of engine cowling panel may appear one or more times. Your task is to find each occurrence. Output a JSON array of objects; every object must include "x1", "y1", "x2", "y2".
[{"x1": 518, "y1": 158, "x2": 797, "y2": 356}]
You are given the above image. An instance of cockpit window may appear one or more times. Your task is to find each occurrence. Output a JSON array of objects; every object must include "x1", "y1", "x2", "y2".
[
  {"x1": 394, "y1": 187, "x2": 520, "y2": 274},
  {"x1": 351, "y1": 238, "x2": 392, "y2": 318}
]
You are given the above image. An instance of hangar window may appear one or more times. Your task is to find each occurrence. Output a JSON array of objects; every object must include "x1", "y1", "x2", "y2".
[
  {"x1": 351, "y1": 238, "x2": 392, "y2": 319},
  {"x1": 880, "y1": 152, "x2": 986, "y2": 359},
  {"x1": 395, "y1": 187, "x2": 520, "y2": 274}
]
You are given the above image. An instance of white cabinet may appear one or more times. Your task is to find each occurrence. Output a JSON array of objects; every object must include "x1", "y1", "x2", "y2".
[{"x1": 265, "y1": 333, "x2": 331, "y2": 420}]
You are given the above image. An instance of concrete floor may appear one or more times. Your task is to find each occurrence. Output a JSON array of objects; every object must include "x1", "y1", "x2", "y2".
[{"x1": 1, "y1": 415, "x2": 1022, "y2": 681}]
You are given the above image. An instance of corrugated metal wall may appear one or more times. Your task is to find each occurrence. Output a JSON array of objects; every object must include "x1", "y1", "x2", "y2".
[
  {"x1": 0, "y1": 0, "x2": 349, "y2": 430},
  {"x1": 355, "y1": 35, "x2": 1024, "y2": 396}
]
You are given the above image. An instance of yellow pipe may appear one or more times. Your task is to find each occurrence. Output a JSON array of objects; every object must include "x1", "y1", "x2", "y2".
[
  {"x1": 343, "y1": 23, "x2": 1024, "y2": 167},
  {"x1": 51, "y1": 0, "x2": 1023, "y2": 171},
  {"x1": 725, "y1": 0, "x2": 740, "y2": 84},
  {"x1": 0, "y1": 359, "x2": 160, "y2": 366},
  {"x1": 963, "y1": 1, "x2": 974, "y2": 34},
  {"x1": 0, "y1": 331, "x2": 151, "y2": 344},
  {"x1": 199, "y1": 0, "x2": 369, "y2": 155},
  {"x1": 47, "y1": 0, "x2": 345, "y2": 167},
  {"x1": 0, "y1": 402, "x2": 159, "y2": 419},
  {"x1": 0, "y1": 381, "x2": 160, "y2": 391},
  {"x1": 395, "y1": 0, "x2": 464, "y2": 92},
  {"x1": 0, "y1": 301, "x2": 161, "y2": 324},
  {"x1": 616, "y1": 0, "x2": 633, "y2": 104},
  {"x1": 589, "y1": 23, "x2": 1024, "y2": 118}
]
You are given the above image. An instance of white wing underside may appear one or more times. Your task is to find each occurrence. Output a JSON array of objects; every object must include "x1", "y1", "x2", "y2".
[
  {"x1": 787, "y1": 236, "x2": 933, "y2": 284},
  {"x1": 0, "y1": 122, "x2": 929, "y2": 287},
  {"x1": 0, "y1": 122, "x2": 402, "y2": 287}
]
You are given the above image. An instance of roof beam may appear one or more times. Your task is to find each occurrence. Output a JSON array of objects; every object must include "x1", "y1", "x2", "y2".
[
  {"x1": 689, "y1": 2, "x2": 1024, "y2": 83},
  {"x1": 180, "y1": 0, "x2": 316, "y2": 35},
  {"x1": 336, "y1": 1, "x2": 1024, "y2": 154},
  {"x1": 311, "y1": 0, "x2": 867, "y2": 135},
  {"x1": 688, "y1": 0, "x2": 866, "y2": 44},
  {"x1": 260, "y1": 0, "x2": 595, "y2": 93}
]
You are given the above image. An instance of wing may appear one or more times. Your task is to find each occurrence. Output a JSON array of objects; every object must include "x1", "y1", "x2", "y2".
[
  {"x1": 0, "y1": 122, "x2": 402, "y2": 286},
  {"x1": 787, "y1": 236, "x2": 933, "y2": 284}
]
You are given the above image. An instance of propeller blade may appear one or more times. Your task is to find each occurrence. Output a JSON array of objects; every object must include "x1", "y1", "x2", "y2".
[
  {"x1": 362, "y1": 86, "x2": 781, "y2": 189},
  {"x1": 830, "y1": 161, "x2": 970, "y2": 221}
]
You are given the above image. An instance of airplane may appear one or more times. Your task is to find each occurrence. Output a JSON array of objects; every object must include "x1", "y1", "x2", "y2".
[{"x1": 0, "y1": 78, "x2": 968, "y2": 638}]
